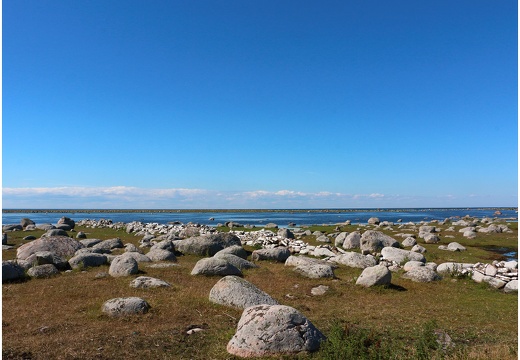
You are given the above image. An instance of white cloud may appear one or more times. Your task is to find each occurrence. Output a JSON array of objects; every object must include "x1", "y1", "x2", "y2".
[{"x1": 3, "y1": 186, "x2": 513, "y2": 208}]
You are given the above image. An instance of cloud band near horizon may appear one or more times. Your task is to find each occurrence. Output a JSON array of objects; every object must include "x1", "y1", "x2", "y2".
[{"x1": 2, "y1": 186, "x2": 516, "y2": 209}]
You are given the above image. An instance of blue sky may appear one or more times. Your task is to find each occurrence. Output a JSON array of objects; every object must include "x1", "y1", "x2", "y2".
[{"x1": 3, "y1": 1, "x2": 518, "y2": 209}]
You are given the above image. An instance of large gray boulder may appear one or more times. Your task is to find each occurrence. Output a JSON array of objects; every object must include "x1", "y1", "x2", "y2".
[
  {"x1": 333, "y1": 252, "x2": 377, "y2": 269},
  {"x1": 278, "y1": 228, "x2": 294, "y2": 239},
  {"x1": 27, "y1": 264, "x2": 59, "y2": 278},
  {"x1": 20, "y1": 218, "x2": 35, "y2": 228},
  {"x1": 294, "y1": 263, "x2": 335, "y2": 279},
  {"x1": 68, "y1": 253, "x2": 108, "y2": 269},
  {"x1": 381, "y1": 247, "x2": 426, "y2": 264},
  {"x1": 79, "y1": 238, "x2": 103, "y2": 248},
  {"x1": 174, "y1": 233, "x2": 241, "y2": 256},
  {"x1": 146, "y1": 249, "x2": 177, "y2": 262},
  {"x1": 334, "y1": 232, "x2": 349, "y2": 247},
  {"x1": 436, "y1": 262, "x2": 474, "y2": 274},
  {"x1": 2, "y1": 260, "x2": 26, "y2": 282},
  {"x1": 252, "y1": 247, "x2": 291, "y2": 262},
  {"x1": 367, "y1": 217, "x2": 380, "y2": 225},
  {"x1": 342, "y1": 232, "x2": 361, "y2": 249},
  {"x1": 504, "y1": 280, "x2": 518, "y2": 293},
  {"x1": 401, "y1": 267, "x2": 441, "y2": 282},
  {"x1": 130, "y1": 276, "x2": 171, "y2": 289},
  {"x1": 102, "y1": 297, "x2": 150, "y2": 316},
  {"x1": 423, "y1": 234, "x2": 441, "y2": 244},
  {"x1": 191, "y1": 258, "x2": 242, "y2": 276},
  {"x1": 285, "y1": 255, "x2": 329, "y2": 268},
  {"x1": 109, "y1": 255, "x2": 139, "y2": 277},
  {"x1": 3, "y1": 224, "x2": 23, "y2": 232},
  {"x1": 360, "y1": 231, "x2": 399, "y2": 253},
  {"x1": 213, "y1": 253, "x2": 258, "y2": 270},
  {"x1": 209, "y1": 276, "x2": 279, "y2": 309},
  {"x1": 356, "y1": 265, "x2": 391, "y2": 287},
  {"x1": 401, "y1": 237, "x2": 417, "y2": 247},
  {"x1": 120, "y1": 252, "x2": 151, "y2": 263},
  {"x1": 92, "y1": 238, "x2": 124, "y2": 252},
  {"x1": 447, "y1": 242, "x2": 466, "y2": 252},
  {"x1": 44, "y1": 229, "x2": 69, "y2": 237},
  {"x1": 25, "y1": 251, "x2": 69, "y2": 270},
  {"x1": 227, "y1": 304, "x2": 325, "y2": 357},
  {"x1": 214, "y1": 245, "x2": 249, "y2": 260},
  {"x1": 17, "y1": 236, "x2": 84, "y2": 260}
]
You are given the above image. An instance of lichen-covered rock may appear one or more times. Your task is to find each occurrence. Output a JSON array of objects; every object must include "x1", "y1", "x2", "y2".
[
  {"x1": 227, "y1": 304, "x2": 325, "y2": 357},
  {"x1": 209, "y1": 276, "x2": 278, "y2": 309},
  {"x1": 102, "y1": 297, "x2": 150, "y2": 316}
]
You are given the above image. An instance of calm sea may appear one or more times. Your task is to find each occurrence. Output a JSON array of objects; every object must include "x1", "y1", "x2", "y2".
[{"x1": 2, "y1": 208, "x2": 517, "y2": 227}]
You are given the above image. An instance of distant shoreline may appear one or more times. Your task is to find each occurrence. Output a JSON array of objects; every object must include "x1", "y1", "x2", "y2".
[{"x1": 2, "y1": 207, "x2": 517, "y2": 214}]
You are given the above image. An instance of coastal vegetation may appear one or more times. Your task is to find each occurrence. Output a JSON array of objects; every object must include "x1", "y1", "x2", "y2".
[{"x1": 2, "y1": 219, "x2": 517, "y2": 359}]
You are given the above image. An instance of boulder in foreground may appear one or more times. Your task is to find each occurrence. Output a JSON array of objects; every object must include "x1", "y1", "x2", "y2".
[{"x1": 227, "y1": 304, "x2": 325, "y2": 357}]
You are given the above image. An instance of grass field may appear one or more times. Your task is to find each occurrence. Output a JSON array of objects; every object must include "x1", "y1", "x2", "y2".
[{"x1": 2, "y1": 220, "x2": 518, "y2": 359}]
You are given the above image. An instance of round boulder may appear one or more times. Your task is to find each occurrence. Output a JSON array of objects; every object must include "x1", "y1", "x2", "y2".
[
  {"x1": 356, "y1": 265, "x2": 392, "y2": 287},
  {"x1": 109, "y1": 255, "x2": 139, "y2": 277},
  {"x1": 191, "y1": 258, "x2": 242, "y2": 276},
  {"x1": 27, "y1": 264, "x2": 59, "y2": 279},
  {"x1": 227, "y1": 304, "x2": 325, "y2": 357},
  {"x1": 146, "y1": 249, "x2": 177, "y2": 262},
  {"x1": 251, "y1": 247, "x2": 291, "y2": 262},
  {"x1": 68, "y1": 253, "x2": 108, "y2": 269},
  {"x1": 102, "y1": 297, "x2": 150, "y2": 316},
  {"x1": 294, "y1": 263, "x2": 335, "y2": 279}
]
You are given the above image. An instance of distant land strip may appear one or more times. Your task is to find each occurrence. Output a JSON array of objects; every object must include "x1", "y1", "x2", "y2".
[{"x1": 2, "y1": 207, "x2": 517, "y2": 214}]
